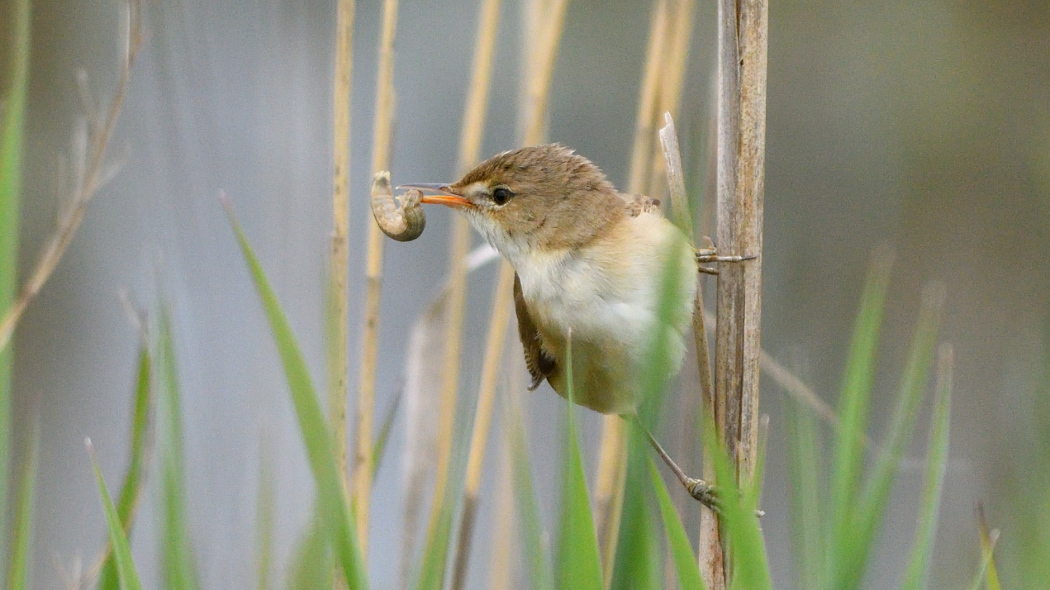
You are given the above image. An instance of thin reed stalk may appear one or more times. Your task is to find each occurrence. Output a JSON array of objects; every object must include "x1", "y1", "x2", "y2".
[
  {"x1": 486, "y1": 446, "x2": 516, "y2": 590},
  {"x1": 450, "y1": 264, "x2": 513, "y2": 590},
  {"x1": 427, "y1": 0, "x2": 503, "y2": 585},
  {"x1": 626, "y1": 0, "x2": 669, "y2": 196},
  {"x1": 438, "y1": 0, "x2": 571, "y2": 579},
  {"x1": 646, "y1": 0, "x2": 696, "y2": 202},
  {"x1": 329, "y1": 0, "x2": 355, "y2": 488},
  {"x1": 594, "y1": 3, "x2": 668, "y2": 566},
  {"x1": 661, "y1": 110, "x2": 724, "y2": 588},
  {"x1": 354, "y1": 0, "x2": 400, "y2": 556},
  {"x1": 446, "y1": 0, "x2": 569, "y2": 581},
  {"x1": 710, "y1": 0, "x2": 767, "y2": 584},
  {"x1": 593, "y1": 0, "x2": 695, "y2": 577}
]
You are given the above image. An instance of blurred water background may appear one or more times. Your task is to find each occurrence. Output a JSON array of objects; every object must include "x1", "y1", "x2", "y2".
[{"x1": 3, "y1": 0, "x2": 1049, "y2": 587}]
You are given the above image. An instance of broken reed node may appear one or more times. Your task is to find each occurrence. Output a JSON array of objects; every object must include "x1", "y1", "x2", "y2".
[{"x1": 370, "y1": 149, "x2": 757, "y2": 513}]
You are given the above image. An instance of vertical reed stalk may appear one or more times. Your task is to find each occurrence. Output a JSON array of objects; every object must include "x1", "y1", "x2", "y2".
[
  {"x1": 430, "y1": 1, "x2": 502, "y2": 583},
  {"x1": 646, "y1": 0, "x2": 696, "y2": 202},
  {"x1": 711, "y1": 0, "x2": 767, "y2": 584},
  {"x1": 593, "y1": 1, "x2": 695, "y2": 578},
  {"x1": 329, "y1": 0, "x2": 355, "y2": 489},
  {"x1": 450, "y1": 264, "x2": 513, "y2": 590},
  {"x1": 354, "y1": 0, "x2": 400, "y2": 556},
  {"x1": 594, "y1": 4, "x2": 668, "y2": 566},
  {"x1": 438, "y1": 0, "x2": 568, "y2": 582},
  {"x1": 485, "y1": 448, "x2": 516, "y2": 590}
]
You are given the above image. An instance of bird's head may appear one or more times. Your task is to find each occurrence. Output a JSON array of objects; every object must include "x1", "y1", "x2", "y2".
[{"x1": 402, "y1": 144, "x2": 625, "y2": 264}]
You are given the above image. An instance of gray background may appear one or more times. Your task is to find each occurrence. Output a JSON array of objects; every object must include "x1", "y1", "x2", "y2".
[{"x1": 4, "y1": 0, "x2": 1049, "y2": 587}]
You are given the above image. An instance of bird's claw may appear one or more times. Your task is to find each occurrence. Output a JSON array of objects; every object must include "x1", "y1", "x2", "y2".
[
  {"x1": 686, "y1": 478, "x2": 721, "y2": 512},
  {"x1": 695, "y1": 241, "x2": 758, "y2": 267},
  {"x1": 686, "y1": 478, "x2": 765, "y2": 518}
]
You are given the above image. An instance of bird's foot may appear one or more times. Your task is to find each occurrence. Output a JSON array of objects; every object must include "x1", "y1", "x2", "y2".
[
  {"x1": 686, "y1": 477, "x2": 721, "y2": 512},
  {"x1": 685, "y1": 478, "x2": 766, "y2": 518},
  {"x1": 695, "y1": 239, "x2": 757, "y2": 274}
]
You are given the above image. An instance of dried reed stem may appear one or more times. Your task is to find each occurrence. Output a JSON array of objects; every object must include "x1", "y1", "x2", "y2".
[
  {"x1": 329, "y1": 0, "x2": 355, "y2": 489},
  {"x1": 646, "y1": 0, "x2": 696, "y2": 202},
  {"x1": 626, "y1": 0, "x2": 669, "y2": 196},
  {"x1": 710, "y1": 0, "x2": 767, "y2": 584},
  {"x1": 445, "y1": 0, "x2": 568, "y2": 581},
  {"x1": 593, "y1": 0, "x2": 694, "y2": 576},
  {"x1": 353, "y1": 0, "x2": 400, "y2": 556},
  {"x1": 0, "y1": 0, "x2": 142, "y2": 352},
  {"x1": 661, "y1": 111, "x2": 723, "y2": 588},
  {"x1": 594, "y1": 3, "x2": 669, "y2": 563},
  {"x1": 329, "y1": 1, "x2": 355, "y2": 585},
  {"x1": 434, "y1": 0, "x2": 503, "y2": 581},
  {"x1": 521, "y1": 0, "x2": 570, "y2": 146},
  {"x1": 485, "y1": 446, "x2": 516, "y2": 590},
  {"x1": 450, "y1": 264, "x2": 513, "y2": 590}
]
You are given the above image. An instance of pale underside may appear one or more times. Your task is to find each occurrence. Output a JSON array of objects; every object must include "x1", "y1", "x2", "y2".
[{"x1": 509, "y1": 196, "x2": 697, "y2": 415}]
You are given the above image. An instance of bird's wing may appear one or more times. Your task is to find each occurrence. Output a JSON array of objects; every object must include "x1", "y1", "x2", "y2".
[
  {"x1": 622, "y1": 193, "x2": 662, "y2": 217},
  {"x1": 513, "y1": 272, "x2": 555, "y2": 390}
]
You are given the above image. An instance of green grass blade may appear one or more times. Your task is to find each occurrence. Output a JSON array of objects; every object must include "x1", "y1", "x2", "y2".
[
  {"x1": 504, "y1": 394, "x2": 554, "y2": 590},
  {"x1": 840, "y1": 285, "x2": 944, "y2": 587},
  {"x1": 99, "y1": 344, "x2": 154, "y2": 590},
  {"x1": 827, "y1": 284, "x2": 943, "y2": 589},
  {"x1": 786, "y1": 400, "x2": 824, "y2": 590},
  {"x1": 610, "y1": 435, "x2": 661, "y2": 590},
  {"x1": 224, "y1": 201, "x2": 368, "y2": 590},
  {"x1": 648, "y1": 457, "x2": 706, "y2": 590},
  {"x1": 828, "y1": 247, "x2": 893, "y2": 583},
  {"x1": 412, "y1": 494, "x2": 454, "y2": 590},
  {"x1": 4, "y1": 420, "x2": 38, "y2": 590},
  {"x1": 157, "y1": 305, "x2": 200, "y2": 590},
  {"x1": 976, "y1": 508, "x2": 1001, "y2": 590},
  {"x1": 372, "y1": 392, "x2": 400, "y2": 479},
  {"x1": 701, "y1": 413, "x2": 772, "y2": 590},
  {"x1": 901, "y1": 344, "x2": 953, "y2": 590},
  {"x1": 555, "y1": 338, "x2": 603, "y2": 590},
  {"x1": 965, "y1": 527, "x2": 999, "y2": 590},
  {"x1": 609, "y1": 481, "x2": 661, "y2": 590},
  {"x1": 286, "y1": 514, "x2": 333, "y2": 590},
  {"x1": 255, "y1": 438, "x2": 275, "y2": 590},
  {"x1": 0, "y1": 0, "x2": 32, "y2": 556},
  {"x1": 87, "y1": 439, "x2": 145, "y2": 590}
]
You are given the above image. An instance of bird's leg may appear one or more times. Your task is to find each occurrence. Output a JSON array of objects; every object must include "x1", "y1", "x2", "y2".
[
  {"x1": 695, "y1": 237, "x2": 757, "y2": 273},
  {"x1": 631, "y1": 416, "x2": 720, "y2": 511}
]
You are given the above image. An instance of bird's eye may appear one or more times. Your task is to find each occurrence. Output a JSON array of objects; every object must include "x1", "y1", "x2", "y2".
[{"x1": 491, "y1": 187, "x2": 513, "y2": 205}]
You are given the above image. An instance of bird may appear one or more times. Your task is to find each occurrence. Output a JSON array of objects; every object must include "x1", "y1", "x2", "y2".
[{"x1": 403, "y1": 143, "x2": 717, "y2": 507}]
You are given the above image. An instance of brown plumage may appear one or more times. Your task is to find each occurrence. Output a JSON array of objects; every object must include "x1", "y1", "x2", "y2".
[{"x1": 418, "y1": 144, "x2": 697, "y2": 415}]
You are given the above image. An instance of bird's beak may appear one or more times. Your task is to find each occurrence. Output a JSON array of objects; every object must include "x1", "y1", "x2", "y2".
[{"x1": 398, "y1": 183, "x2": 473, "y2": 209}]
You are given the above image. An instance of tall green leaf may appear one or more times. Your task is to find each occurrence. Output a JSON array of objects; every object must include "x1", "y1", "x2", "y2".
[
  {"x1": 786, "y1": 400, "x2": 824, "y2": 590},
  {"x1": 412, "y1": 494, "x2": 455, "y2": 590},
  {"x1": 965, "y1": 526, "x2": 999, "y2": 590},
  {"x1": 828, "y1": 248, "x2": 893, "y2": 585},
  {"x1": 901, "y1": 345, "x2": 953, "y2": 590},
  {"x1": 255, "y1": 437, "x2": 275, "y2": 590},
  {"x1": 225, "y1": 201, "x2": 368, "y2": 589},
  {"x1": 555, "y1": 340, "x2": 602, "y2": 590},
  {"x1": 839, "y1": 285, "x2": 943, "y2": 588},
  {"x1": 504, "y1": 392, "x2": 554, "y2": 590},
  {"x1": 99, "y1": 343, "x2": 154, "y2": 590},
  {"x1": 286, "y1": 515, "x2": 333, "y2": 590},
  {"x1": 701, "y1": 412, "x2": 772, "y2": 590},
  {"x1": 157, "y1": 305, "x2": 200, "y2": 590},
  {"x1": 88, "y1": 440, "x2": 145, "y2": 590},
  {"x1": 0, "y1": 0, "x2": 32, "y2": 556},
  {"x1": 648, "y1": 457, "x2": 706, "y2": 590},
  {"x1": 4, "y1": 421, "x2": 38, "y2": 590},
  {"x1": 610, "y1": 431, "x2": 662, "y2": 590}
]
